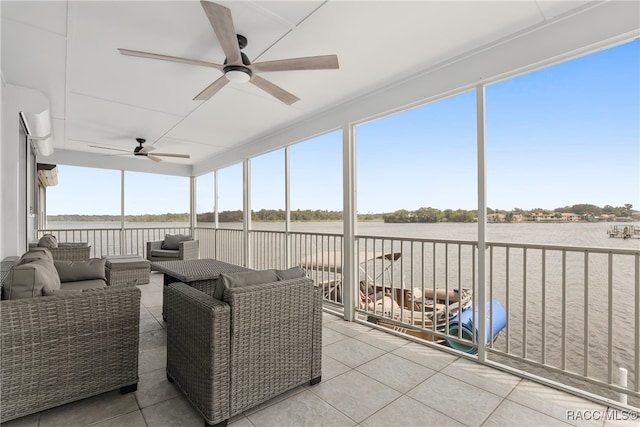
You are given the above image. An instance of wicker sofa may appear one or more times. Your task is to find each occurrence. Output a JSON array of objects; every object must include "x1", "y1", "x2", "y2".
[
  {"x1": 165, "y1": 269, "x2": 322, "y2": 427},
  {"x1": 28, "y1": 241, "x2": 91, "y2": 260},
  {"x1": 146, "y1": 234, "x2": 199, "y2": 262},
  {"x1": 0, "y1": 248, "x2": 141, "y2": 423}
]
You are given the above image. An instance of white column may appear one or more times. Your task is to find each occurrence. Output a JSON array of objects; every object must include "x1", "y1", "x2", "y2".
[
  {"x1": 342, "y1": 124, "x2": 357, "y2": 322},
  {"x1": 120, "y1": 170, "x2": 125, "y2": 255},
  {"x1": 190, "y1": 176, "x2": 197, "y2": 237},
  {"x1": 476, "y1": 85, "x2": 488, "y2": 362},
  {"x1": 285, "y1": 147, "x2": 291, "y2": 267},
  {"x1": 243, "y1": 159, "x2": 251, "y2": 268}
]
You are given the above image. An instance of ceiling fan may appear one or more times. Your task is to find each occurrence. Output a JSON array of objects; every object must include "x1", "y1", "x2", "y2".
[
  {"x1": 118, "y1": 1, "x2": 339, "y2": 105},
  {"x1": 91, "y1": 138, "x2": 190, "y2": 162}
]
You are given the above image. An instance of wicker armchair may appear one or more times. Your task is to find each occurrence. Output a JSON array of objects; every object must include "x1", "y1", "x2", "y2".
[
  {"x1": 0, "y1": 285, "x2": 141, "y2": 423},
  {"x1": 166, "y1": 276, "x2": 322, "y2": 427},
  {"x1": 28, "y1": 242, "x2": 91, "y2": 260},
  {"x1": 146, "y1": 239, "x2": 199, "y2": 262}
]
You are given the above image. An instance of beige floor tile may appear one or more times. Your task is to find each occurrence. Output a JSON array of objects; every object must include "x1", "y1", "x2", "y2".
[
  {"x1": 392, "y1": 342, "x2": 459, "y2": 371},
  {"x1": 87, "y1": 410, "x2": 147, "y2": 427},
  {"x1": 310, "y1": 370, "x2": 401, "y2": 423},
  {"x1": 508, "y1": 380, "x2": 608, "y2": 427},
  {"x1": 323, "y1": 326, "x2": 350, "y2": 346},
  {"x1": 247, "y1": 390, "x2": 356, "y2": 427},
  {"x1": 138, "y1": 328, "x2": 167, "y2": 351},
  {"x1": 324, "y1": 319, "x2": 373, "y2": 337},
  {"x1": 483, "y1": 400, "x2": 572, "y2": 426},
  {"x1": 141, "y1": 395, "x2": 202, "y2": 427},
  {"x1": 39, "y1": 391, "x2": 138, "y2": 427},
  {"x1": 353, "y1": 328, "x2": 410, "y2": 352},
  {"x1": 323, "y1": 337, "x2": 386, "y2": 368},
  {"x1": 0, "y1": 413, "x2": 40, "y2": 427},
  {"x1": 407, "y1": 372, "x2": 503, "y2": 427},
  {"x1": 356, "y1": 352, "x2": 436, "y2": 393},
  {"x1": 139, "y1": 316, "x2": 164, "y2": 333},
  {"x1": 322, "y1": 354, "x2": 351, "y2": 381},
  {"x1": 442, "y1": 358, "x2": 520, "y2": 397},
  {"x1": 135, "y1": 367, "x2": 181, "y2": 409},
  {"x1": 360, "y1": 395, "x2": 464, "y2": 427},
  {"x1": 138, "y1": 346, "x2": 167, "y2": 375}
]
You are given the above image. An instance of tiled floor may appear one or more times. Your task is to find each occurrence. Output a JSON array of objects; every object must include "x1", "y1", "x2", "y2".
[{"x1": 3, "y1": 272, "x2": 638, "y2": 427}]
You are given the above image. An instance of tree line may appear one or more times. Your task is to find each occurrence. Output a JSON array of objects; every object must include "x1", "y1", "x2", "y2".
[{"x1": 48, "y1": 203, "x2": 635, "y2": 224}]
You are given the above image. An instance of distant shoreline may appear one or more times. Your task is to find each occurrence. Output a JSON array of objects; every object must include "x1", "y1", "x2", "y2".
[{"x1": 48, "y1": 203, "x2": 639, "y2": 224}]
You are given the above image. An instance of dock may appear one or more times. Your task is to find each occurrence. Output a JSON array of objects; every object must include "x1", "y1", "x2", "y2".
[{"x1": 607, "y1": 224, "x2": 640, "y2": 239}]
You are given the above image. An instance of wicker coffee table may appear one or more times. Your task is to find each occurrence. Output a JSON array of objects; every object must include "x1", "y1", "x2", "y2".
[{"x1": 152, "y1": 259, "x2": 251, "y2": 320}]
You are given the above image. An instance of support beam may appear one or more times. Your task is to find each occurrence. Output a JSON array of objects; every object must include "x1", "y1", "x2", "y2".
[
  {"x1": 190, "y1": 176, "x2": 197, "y2": 236},
  {"x1": 342, "y1": 124, "x2": 357, "y2": 322},
  {"x1": 243, "y1": 159, "x2": 251, "y2": 268},
  {"x1": 285, "y1": 147, "x2": 291, "y2": 267},
  {"x1": 476, "y1": 85, "x2": 488, "y2": 362}
]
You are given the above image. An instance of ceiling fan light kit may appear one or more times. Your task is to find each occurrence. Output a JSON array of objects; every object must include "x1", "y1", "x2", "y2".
[
  {"x1": 225, "y1": 67, "x2": 251, "y2": 83},
  {"x1": 118, "y1": 0, "x2": 339, "y2": 104}
]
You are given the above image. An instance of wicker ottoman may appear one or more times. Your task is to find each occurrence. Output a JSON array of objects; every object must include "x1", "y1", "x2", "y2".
[{"x1": 105, "y1": 255, "x2": 150, "y2": 286}]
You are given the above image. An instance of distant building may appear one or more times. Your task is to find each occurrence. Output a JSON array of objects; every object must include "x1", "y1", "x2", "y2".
[{"x1": 488, "y1": 213, "x2": 506, "y2": 223}]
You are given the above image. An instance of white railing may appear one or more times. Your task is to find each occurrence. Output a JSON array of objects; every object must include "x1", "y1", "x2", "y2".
[
  {"x1": 35, "y1": 225, "x2": 639, "y2": 407},
  {"x1": 35, "y1": 226, "x2": 191, "y2": 258}
]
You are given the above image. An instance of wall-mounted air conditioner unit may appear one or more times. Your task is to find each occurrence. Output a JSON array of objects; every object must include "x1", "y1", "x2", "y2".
[{"x1": 19, "y1": 109, "x2": 54, "y2": 156}]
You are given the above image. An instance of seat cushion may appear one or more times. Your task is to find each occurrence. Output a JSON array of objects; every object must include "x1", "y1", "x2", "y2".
[
  {"x1": 161, "y1": 234, "x2": 192, "y2": 250},
  {"x1": 60, "y1": 279, "x2": 108, "y2": 291},
  {"x1": 150, "y1": 249, "x2": 180, "y2": 258},
  {"x1": 215, "y1": 269, "x2": 279, "y2": 300},
  {"x1": 54, "y1": 258, "x2": 106, "y2": 282}
]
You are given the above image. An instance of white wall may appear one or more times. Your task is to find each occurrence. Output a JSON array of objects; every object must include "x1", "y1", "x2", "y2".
[{"x1": 1, "y1": 84, "x2": 49, "y2": 258}]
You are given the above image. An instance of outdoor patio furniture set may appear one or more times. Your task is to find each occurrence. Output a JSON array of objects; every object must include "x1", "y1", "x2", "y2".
[{"x1": 1, "y1": 234, "x2": 322, "y2": 427}]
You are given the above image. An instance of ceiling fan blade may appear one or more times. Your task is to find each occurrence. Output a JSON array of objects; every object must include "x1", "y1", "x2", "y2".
[
  {"x1": 194, "y1": 75, "x2": 229, "y2": 100},
  {"x1": 139, "y1": 146, "x2": 155, "y2": 154},
  {"x1": 118, "y1": 48, "x2": 223, "y2": 70},
  {"x1": 251, "y1": 55, "x2": 339, "y2": 73},
  {"x1": 146, "y1": 154, "x2": 163, "y2": 162},
  {"x1": 88, "y1": 144, "x2": 130, "y2": 153},
  {"x1": 152, "y1": 153, "x2": 191, "y2": 159},
  {"x1": 201, "y1": 1, "x2": 241, "y2": 64},
  {"x1": 250, "y1": 75, "x2": 300, "y2": 105}
]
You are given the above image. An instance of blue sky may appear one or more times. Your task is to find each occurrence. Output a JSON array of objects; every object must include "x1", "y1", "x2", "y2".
[{"x1": 48, "y1": 40, "x2": 639, "y2": 215}]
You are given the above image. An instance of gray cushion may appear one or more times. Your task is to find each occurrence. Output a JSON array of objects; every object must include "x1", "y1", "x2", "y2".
[
  {"x1": 54, "y1": 258, "x2": 106, "y2": 282},
  {"x1": 214, "y1": 269, "x2": 279, "y2": 300},
  {"x1": 161, "y1": 234, "x2": 192, "y2": 250},
  {"x1": 274, "y1": 266, "x2": 306, "y2": 281},
  {"x1": 61, "y1": 279, "x2": 108, "y2": 291},
  {"x1": 150, "y1": 249, "x2": 180, "y2": 258},
  {"x1": 2, "y1": 257, "x2": 61, "y2": 300},
  {"x1": 38, "y1": 234, "x2": 58, "y2": 248}
]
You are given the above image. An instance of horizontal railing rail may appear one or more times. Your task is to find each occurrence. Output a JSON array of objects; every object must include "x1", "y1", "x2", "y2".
[{"x1": 34, "y1": 225, "x2": 639, "y2": 406}]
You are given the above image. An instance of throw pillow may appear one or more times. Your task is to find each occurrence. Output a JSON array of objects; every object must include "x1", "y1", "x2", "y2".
[
  {"x1": 214, "y1": 269, "x2": 279, "y2": 300},
  {"x1": 161, "y1": 234, "x2": 192, "y2": 250},
  {"x1": 38, "y1": 234, "x2": 58, "y2": 248},
  {"x1": 274, "y1": 266, "x2": 307, "y2": 281},
  {"x1": 2, "y1": 258, "x2": 61, "y2": 299},
  {"x1": 54, "y1": 258, "x2": 106, "y2": 282}
]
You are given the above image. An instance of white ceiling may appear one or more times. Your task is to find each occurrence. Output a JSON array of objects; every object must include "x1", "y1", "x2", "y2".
[{"x1": 2, "y1": 1, "x2": 639, "y2": 176}]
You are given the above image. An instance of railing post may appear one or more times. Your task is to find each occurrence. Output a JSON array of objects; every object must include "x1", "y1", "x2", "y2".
[
  {"x1": 342, "y1": 123, "x2": 357, "y2": 322},
  {"x1": 476, "y1": 85, "x2": 488, "y2": 362}
]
